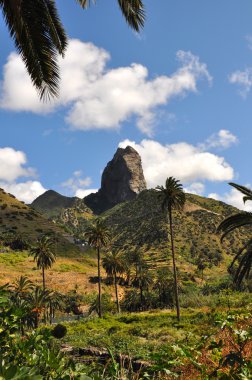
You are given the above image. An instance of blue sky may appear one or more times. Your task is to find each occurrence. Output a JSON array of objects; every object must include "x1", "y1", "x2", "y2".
[{"x1": 1, "y1": 0, "x2": 252, "y2": 210}]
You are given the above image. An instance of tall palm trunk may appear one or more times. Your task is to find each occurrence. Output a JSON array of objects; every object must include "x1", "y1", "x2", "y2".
[
  {"x1": 97, "y1": 246, "x2": 102, "y2": 318},
  {"x1": 49, "y1": 300, "x2": 53, "y2": 324},
  {"x1": 114, "y1": 269, "x2": 120, "y2": 313},
  {"x1": 34, "y1": 312, "x2": 39, "y2": 329},
  {"x1": 168, "y1": 207, "x2": 180, "y2": 321},
  {"x1": 140, "y1": 283, "x2": 144, "y2": 310},
  {"x1": 42, "y1": 267, "x2": 46, "y2": 291}
]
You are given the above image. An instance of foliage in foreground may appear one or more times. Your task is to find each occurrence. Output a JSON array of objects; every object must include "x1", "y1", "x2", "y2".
[
  {"x1": 0, "y1": 288, "x2": 91, "y2": 379},
  {"x1": 0, "y1": 278, "x2": 252, "y2": 379},
  {"x1": 65, "y1": 306, "x2": 252, "y2": 379}
]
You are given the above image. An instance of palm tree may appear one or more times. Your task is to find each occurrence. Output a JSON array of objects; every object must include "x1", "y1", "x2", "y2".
[
  {"x1": 102, "y1": 250, "x2": 125, "y2": 313},
  {"x1": 84, "y1": 219, "x2": 110, "y2": 317},
  {"x1": 133, "y1": 263, "x2": 153, "y2": 310},
  {"x1": 28, "y1": 286, "x2": 52, "y2": 328},
  {"x1": 154, "y1": 267, "x2": 174, "y2": 307},
  {"x1": 11, "y1": 276, "x2": 34, "y2": 306},
  {"x1": 156, "y1": 177, "x2": 186, "y2": 321},
  {"x1": 130, "y1": 250, "x2": 144, "y2": 278},
  {"x1": 123, "y1": 250, "x2": 144, "y2": 283},
  {"x1": 0, "y1": 0, "x2": 145, "y2": 99},
  {"x1": 47, "y1": 291, "x2": 64, "y2": 324},
  {"x1": 217, "y1": 182, "x2": 252, "y2": 286},
  {"x1": 29, "y1": 235, "x2": 56, "y2": 291}
]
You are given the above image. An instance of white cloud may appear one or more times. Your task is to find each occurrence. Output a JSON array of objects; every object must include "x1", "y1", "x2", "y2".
[
  {"x1": 184, "y1": 182, "x2": 205, "y2": 195},
  {"x1": 75, "y1": 188, "x2": 98, "y2": 198},
  {"x1": 119, "y1": 135, "x2": 234, "y2": 189},
  {"x1": 61, "y1": 170, "x2": 92, "y2": 195},
  {"x1": 0, "y1": 53, "x2": 54, "y2": 113},
  {"x1": 0, "y1": 147, "x2": 46, "y2": 203},
  {"x1": 208, "y1": 186, "x2": 252, "y2": 211},
  {"x1": 0, "y1": 181, "x2": 46, "y2": 204},
  {"x1": 202, "y1": 129, "x2": 238, "y2": 150},
  {"x1": 0, "y1": 147, "x2": 35, "y2": 182},
  {"x1": 229, "y1": 68, "x2": 252, "y2": 98},
  {"x1": 0, "y1": 40, "x2": 212, "y2": 135}
]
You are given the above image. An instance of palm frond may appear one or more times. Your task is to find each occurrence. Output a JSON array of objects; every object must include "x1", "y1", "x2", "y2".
[
  {"x1": 29, "y1": 235, "x2": 56, "y2": 270},
  {"x1": 102, "y1": 251, "x2": 125, "y2": 275},
  {"x1": 0, "y1": 0, "x2": 67, "y2": 99},
  {"x1": 75, "y1": 0, "x2": 95, "y2": 8},
  {"x1": 229, "y1": 182, "x2": 252, "y2": 204},
  {"x1": 217, "y1": 212, "x2": 252, "y2": 241},
  {"x1": 229, "y1": 239, "x2": 252, "y2": 285},
  {"x1": 84, "y1": 219, "x2": 110, "y2": 249},
  {"x1": 156, "y1": 177, "x2": 186, "y2": 212},
  {"x1": 117, "y1": 0, "x2": 145, "y2": 32},
  {"x1": 76, "y1": 0, "x2": 145, "y2": 31}
]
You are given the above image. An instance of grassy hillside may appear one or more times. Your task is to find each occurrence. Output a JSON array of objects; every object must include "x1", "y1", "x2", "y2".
[
  {"x1": 30, "y1": 188, "x2": 252, "y2": 284},
  {"x1": 0, "y1": 248, "x2": 99, "y2": 293},
  {"x1": 31, "y1": 190, "x2": 81, "y2": 217},
  {"x1": 13, "y1": 187, "x2": 252, "y2": 292},
  {"x1": 102, "y1": 190, "x2": 251, "y2": 283},
  {"x1": 31, "y1": 190, "x2": 94, "y2": 235},
  {"x1": 31, "y1": 189, "x2": 78, "y2": 217},
  {"x1": 0, "y1": 188, "x2": 80, "y2": 256}
]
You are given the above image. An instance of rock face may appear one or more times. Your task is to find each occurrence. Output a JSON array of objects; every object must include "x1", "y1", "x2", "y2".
[{"x1": 84, "y1": 146, "x2": 146, "y2": 214}]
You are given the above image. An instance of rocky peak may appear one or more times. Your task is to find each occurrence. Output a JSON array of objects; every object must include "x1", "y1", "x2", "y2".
[{"x1": 84, "y1": 146, "x2": 146, "y2": 214}]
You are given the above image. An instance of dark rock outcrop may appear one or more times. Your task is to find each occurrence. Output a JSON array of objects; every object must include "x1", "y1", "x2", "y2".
[{"x1": 84, "y1": 146, "x2": 146, "y2": 214}]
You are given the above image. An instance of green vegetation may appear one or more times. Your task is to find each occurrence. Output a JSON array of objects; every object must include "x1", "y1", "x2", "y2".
[
  {"x1": 64, "y1": 306, "x2": 252, "y2": 379},
  {"x1": 156, "y1": 177, "x2": 186, "y2": 321},
  {"x1": 1, "y1": 274, "x2": 251, "y2": 379},
  {"x1": 0, "y1": 185, "x2": 252, "y2": 378},
  {"x1": 84, "y1": 219, "x2": 110, "y2": 318},
  {"x1": 101, "y1": 189, "x2": 251, "y2": 288},
  {"x1": 102, "y1": 250, "x2": 125, "y2": 313},
  {"x1": 0, "y1": 188, "x2": 80, "y2": 256},
  {"x1": 31, "y1": 190, "x2": 77, "y2": 217},
  {"x1": 0, "y1": 285, "x2": 94, "y2": 379},
  {"x1": 218, "y1": 182, "x2": 252, "y2": 285},
  {"x1": 29, "y1": 234, "x2": 56, "y2": 291}
]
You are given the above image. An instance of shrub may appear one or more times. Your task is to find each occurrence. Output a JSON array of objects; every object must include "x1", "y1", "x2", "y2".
[
  {"x1": 51, "y1": 324, "x2": 67, "y2": 339},
  {"x1": 89, "y1": 293, "x2": 117, "y2": 315}
]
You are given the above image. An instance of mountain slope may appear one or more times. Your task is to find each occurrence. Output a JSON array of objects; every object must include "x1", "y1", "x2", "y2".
[
  {"x1": 102, "y1": 190, "x2": 250, "y2": 280},
  {"x1": 0, "y1": 188, "x2": 79, "y2": 255},
  {"x1": 29, "y1": 186, "x2": 252, "y2": 283},
  {"x1": 31, "y1": 190, "x2": 78, "y2": 217}
]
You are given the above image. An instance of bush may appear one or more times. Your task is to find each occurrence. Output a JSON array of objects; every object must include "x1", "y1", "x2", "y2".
[
  {"x1": 51, "y1": 324, "x2": 67, "y2": 339},
  {"x1": 121, "y1": 290, "x2": 142, "y2": 312},
  {"x1": 89, "y1": 293, "x2": 117, "y2": 315}
]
